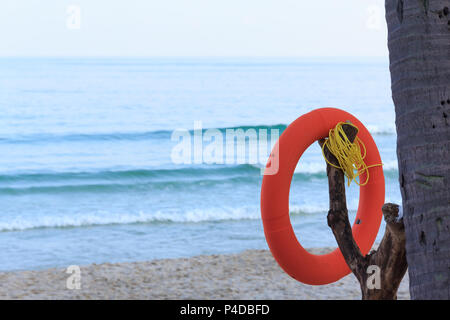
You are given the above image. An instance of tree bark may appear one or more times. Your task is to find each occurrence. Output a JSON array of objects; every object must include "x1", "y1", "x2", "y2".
[
  {"x1": 385, "y1": 0, "x2": 450, "y2": 299},
  {"x1": 319, "y1": 124, "x2": 407, "y2": 299}
]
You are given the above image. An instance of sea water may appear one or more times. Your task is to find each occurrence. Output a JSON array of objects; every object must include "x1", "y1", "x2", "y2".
[{"x1": 0, "y1": 57, "x2": 401, "y2": 271}]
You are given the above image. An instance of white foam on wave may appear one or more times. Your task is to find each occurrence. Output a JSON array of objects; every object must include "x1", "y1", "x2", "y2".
[
  {"x1": 0, "y1": 190, "x2": 404, "y2": 232},
  {"x1": 290, "y1": 204, "x2": 329, "y2": 214},
  {"x1": 382, "y1": 160, "x2": 398, "y2": 171},
  {"x1": 0, "y1": 209, "x2": 254, "y2": 231},
  {"x1": 294, "y1": 162, "x2": 326, "y2": 174},
  {"x1": 0, "y1": 204, "x2": 336, "y2": 232},
  {"x1": 366, "y1": 124, "x2": 396, "y2": 135}
]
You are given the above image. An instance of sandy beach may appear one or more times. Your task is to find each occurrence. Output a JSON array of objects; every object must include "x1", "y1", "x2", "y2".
[{"x1": 0, "y1": 247, "x2": 410, "y2": 300}]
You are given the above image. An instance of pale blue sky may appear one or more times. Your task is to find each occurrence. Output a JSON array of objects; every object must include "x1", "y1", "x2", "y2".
[{"x1": 0, "y1": 0, "x2": 388, "y2": 57}]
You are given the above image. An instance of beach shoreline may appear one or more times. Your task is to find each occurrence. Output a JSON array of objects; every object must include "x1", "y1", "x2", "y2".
[{"x1": 0, "y1": 247, "x2": 410, "y2": 300}]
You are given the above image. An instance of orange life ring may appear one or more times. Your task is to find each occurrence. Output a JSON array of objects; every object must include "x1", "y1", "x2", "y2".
[{"x1": 260, "y1": 108, "x2": 384, "y2": 285}]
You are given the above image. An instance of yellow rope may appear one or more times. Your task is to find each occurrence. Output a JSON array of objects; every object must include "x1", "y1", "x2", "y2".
[{"x1": 321, "y1": 121, "x2": 382, "y2": 187}]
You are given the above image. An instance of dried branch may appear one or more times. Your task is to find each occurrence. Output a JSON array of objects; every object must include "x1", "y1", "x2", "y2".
[{"x1": 319, "y1": 123, "x2": 407, "y2": 300}]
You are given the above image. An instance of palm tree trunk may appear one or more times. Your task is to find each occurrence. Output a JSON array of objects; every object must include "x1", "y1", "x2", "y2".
[{"x1": 385, "y1": 0, "x2": 450, "y2": 299}]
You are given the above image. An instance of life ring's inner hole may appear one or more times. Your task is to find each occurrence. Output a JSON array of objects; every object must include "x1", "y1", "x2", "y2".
[{"x1": 288, "y1": 140, "x2": 360, "y2": 254}]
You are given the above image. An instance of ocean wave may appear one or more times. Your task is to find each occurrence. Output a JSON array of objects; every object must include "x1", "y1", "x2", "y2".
[
  {"x1": 0, "y1": 122, "x2": 395, "y2": 144},
  {"x1": 0, "y1": 177, "x2": 257, "y2": 195},
  {"x1": 0, "y1": 165, "x2": 260, "y2": 190},
  {"x1": 0, "y1": 164, "x2": 312, "y2": 195},
  {"x1": 0, "y1": 205, "x2": 331, "y2": 232},
  {"x1": 365, "y1": 124, "x2": 396, "y2": 135},
  {"x1": 0, "y1": 165, "x2": 260, "y2": 183},
  {"x1": 0, "y1": 162, "x2": 398, "y2": 195},
  {"x1": 0, "y1": 165, "x2": 254, "y2": 194},
  {"x1": 0, "y1": 124, "x2": 286, "y2": 144},
  {"x1": 0, "y1": 191, "x2": 404, "y2": 231}
]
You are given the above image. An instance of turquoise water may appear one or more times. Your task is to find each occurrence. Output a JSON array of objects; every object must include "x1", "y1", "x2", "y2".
[{"x1": 0, "y1": 58, "x2": 400, "y2": 271}]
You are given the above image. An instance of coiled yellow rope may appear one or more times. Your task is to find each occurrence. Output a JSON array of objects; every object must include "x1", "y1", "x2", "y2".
[{"x1": 321, "y1": 121, "x2": 382, "y2": 186}]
